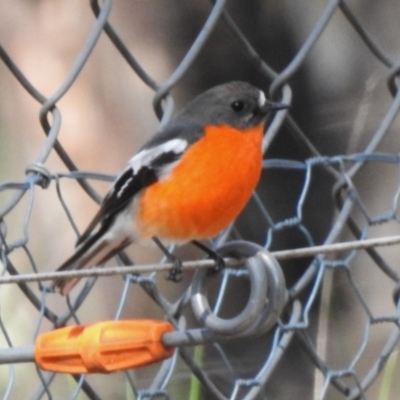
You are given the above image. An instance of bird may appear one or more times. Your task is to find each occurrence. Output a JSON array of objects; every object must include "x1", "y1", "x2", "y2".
[{"x1": 52, "y1": 81, "x2": 288, "y2": 295}]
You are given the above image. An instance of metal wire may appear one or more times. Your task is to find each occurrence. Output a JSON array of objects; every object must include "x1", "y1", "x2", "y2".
[{"x1": 1, "y1": 1, "x2": 400, "y2": 399}]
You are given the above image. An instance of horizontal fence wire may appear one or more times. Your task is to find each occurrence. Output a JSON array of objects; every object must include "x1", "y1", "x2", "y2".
[{"x1": 1, "y1": 1, "x2": 400, "y2": 399}]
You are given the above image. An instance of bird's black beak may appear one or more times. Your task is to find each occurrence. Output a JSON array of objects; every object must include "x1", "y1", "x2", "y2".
[
  {"x1": 262, "y1": 102, "x2": 290, "y2": 113},
  {"x1": 252, "y1": 101, "x2": 290, "y2": 122}
]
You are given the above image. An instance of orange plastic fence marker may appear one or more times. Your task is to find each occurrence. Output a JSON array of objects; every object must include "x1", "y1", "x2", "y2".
[{"x1": 34, "y1": 319, "x2": 175, "y2": 374}]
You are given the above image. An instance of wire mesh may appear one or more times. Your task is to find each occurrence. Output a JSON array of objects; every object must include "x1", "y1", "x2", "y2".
[{"x1": 1, "y1": 0, "x2": 400, "y2": 399}]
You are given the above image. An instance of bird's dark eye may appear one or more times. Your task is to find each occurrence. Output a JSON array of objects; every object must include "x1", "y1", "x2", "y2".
[{"x1": 231, "y1": 100, "x2": 245, "y2": 112}]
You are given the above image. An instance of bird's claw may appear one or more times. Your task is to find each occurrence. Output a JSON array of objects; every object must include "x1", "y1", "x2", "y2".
[
  {"x1": 166, "y1": 257, "x2": 183, "y2": 282},
  {"x1": 207, "y1": 253, "x2": 226, "y2": 276}
]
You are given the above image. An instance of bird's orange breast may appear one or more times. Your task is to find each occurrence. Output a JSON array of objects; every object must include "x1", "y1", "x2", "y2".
[{"x1": 135, "y1": 124, "x2": 264, "y2": 241}]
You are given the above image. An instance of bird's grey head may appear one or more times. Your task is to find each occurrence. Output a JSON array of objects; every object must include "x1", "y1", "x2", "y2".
[{"x1": 179, "y1": 81, "x2": 286, "y2": 130}]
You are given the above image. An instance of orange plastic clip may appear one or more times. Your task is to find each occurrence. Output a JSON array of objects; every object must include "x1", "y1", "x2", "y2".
[{"x1": 34, "y1": 319, "x2": 175, "y2": 374}]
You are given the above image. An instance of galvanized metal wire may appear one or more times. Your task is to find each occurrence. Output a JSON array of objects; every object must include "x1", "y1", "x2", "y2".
[{"x1": 1, "y1": 1, "x2": 400, "y2": 399}]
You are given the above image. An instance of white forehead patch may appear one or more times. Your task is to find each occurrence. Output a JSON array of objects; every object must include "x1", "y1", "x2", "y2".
[{"x1": 258, "y1": 90, "x2": 266, "y2": 107}]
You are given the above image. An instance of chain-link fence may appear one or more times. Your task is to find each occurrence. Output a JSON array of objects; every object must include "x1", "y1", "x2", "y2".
[{"x1": 1, "y1": 1, "x2": 400, "y2": 399}]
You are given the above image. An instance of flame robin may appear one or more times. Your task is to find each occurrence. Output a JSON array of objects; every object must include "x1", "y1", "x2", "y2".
[{"x1": 52, "y1": 81, "x2": 288, "y2": 294}]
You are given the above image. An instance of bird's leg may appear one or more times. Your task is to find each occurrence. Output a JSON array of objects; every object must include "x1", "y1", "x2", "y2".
[
  {"x1": 191, "y1": 240, "x2": 225, "y2": 275},
  {"x1": 152, "y1": 237, "x2": 183, "y2": 282}
]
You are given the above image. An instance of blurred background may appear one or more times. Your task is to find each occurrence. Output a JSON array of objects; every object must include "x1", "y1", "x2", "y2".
[{"x1": 0, "y1": 0, "x2": 400, "y2": 399}]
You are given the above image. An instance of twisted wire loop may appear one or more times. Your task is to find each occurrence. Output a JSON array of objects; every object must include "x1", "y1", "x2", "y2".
[
  {"x1": 0, "y1": 0, "x2": 400, "y2": 399},
  {"x1": 191, "y1": 241, "x2": 286, "y2": 337}
]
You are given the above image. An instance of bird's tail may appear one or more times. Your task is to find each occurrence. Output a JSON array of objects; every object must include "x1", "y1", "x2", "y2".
[{"x1": 52, "y1": 228, "x2": 131, "y2": 295}]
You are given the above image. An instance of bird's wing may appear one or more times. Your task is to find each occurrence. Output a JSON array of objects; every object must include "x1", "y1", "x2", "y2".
[{"x1": 76, "y1": 120, "x2": 204, "y2": 246}]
